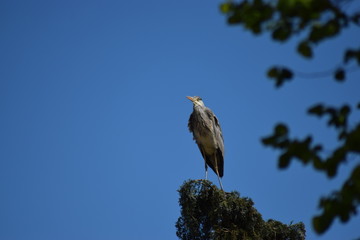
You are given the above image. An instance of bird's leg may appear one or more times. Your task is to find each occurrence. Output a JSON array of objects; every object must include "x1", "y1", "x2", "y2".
[
  {"x1": 213, "y1": 155, "x2": 224, "y2": 191},
  {"x1": 214, "y1": 165, "x2": 224, "y2": 190},
  {"x1": 216, "y1": 173, "x2": 224, "y2": 191}
]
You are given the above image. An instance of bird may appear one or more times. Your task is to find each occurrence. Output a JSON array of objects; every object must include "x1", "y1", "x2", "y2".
[{"x1": 186, "y1": 96, "x2": 225, "y2": 190}]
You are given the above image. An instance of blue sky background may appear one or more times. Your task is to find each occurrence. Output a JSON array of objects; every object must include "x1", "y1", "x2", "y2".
[{"x1": 1, "y1": 0, "x2": 360, "y2": 239}]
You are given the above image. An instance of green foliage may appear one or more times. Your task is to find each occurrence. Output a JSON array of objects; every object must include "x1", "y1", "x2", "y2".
[
  {"x1": 313, "y1": 165, "x2": 360, "y2": 234},
  {"x1": 220, "y1": 0, "x2": 360, "y2": 85},
  {"x1": 267, "y1": 67, "x2": 293, "y2": 87},
  {"x1": 220, "y1": 0, "x2": 360, "y2": 235},
  {"x1": 176, "y1": 180, "x2": 306, "y2": 240},
  {"x1": 262, "y1": 103, "x2": 360, "y2": 233},
  {"x1": 297, "y1": 41, "x2": 313, "y2": 58},
  {"x1": 220, "y1": 0, "x2": 274, "y2": 34},
  {"x1": 344, "y1": 48, "x2": 360, "y2": 64},
  {"x1": 334, "y1": 68, "x2": 345, "y2": 81}
]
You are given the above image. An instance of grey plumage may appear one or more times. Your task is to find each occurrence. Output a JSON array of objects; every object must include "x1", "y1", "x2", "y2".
[{"x1": 187, "y1": 96, "x2": 224, "y2": 190}]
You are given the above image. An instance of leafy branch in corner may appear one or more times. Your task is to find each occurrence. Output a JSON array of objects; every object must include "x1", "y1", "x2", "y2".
[
  {"x1": 261, "y1": 102, "x2": 360, "y2": 233},
  {"x1": 220, "y1": 0, "x2": 360, "y2": 235},
  {"x1": 220, "y1": 0, "x2": 360, "y2": 87}
]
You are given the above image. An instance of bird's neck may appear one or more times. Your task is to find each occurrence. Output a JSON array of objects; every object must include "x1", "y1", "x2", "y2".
[
  {"x1": 193, "y1": 105, "x2": 203, "y2": 110},
  {"x1": 193, "y1": 102, "x2": 205, "y2": 108}
]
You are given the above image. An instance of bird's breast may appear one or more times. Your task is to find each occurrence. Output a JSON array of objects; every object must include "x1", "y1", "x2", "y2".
[{"x1": 194, "y1": 130, "x2": 217, "y2": 154}]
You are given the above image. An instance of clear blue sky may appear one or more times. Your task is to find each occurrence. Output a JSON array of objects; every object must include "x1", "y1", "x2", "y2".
[{"x1": 1, "y1": 1, "x2": 360, "y2": 239}]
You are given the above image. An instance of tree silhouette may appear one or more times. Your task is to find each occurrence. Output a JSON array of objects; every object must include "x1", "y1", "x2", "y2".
[
  {"x1": 220, "y1": 0, "x2": 360, "y2": 235},
  {"x1": 176, "y1": 180, "x2": 306, "y2": 240}
]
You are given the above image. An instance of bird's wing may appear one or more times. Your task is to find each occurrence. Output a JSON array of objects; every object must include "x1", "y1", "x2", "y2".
[
  {"x1": 188, "y1": 112, "x2": 195, "y2": 133},
  {"x1": 213, "y1": 114, "x2": 224, "y2": 144},
  {"x1": 205, "y1": 108, "x2": 225, "y2": 177},
  {"x1": 205, "y1": 108, "x2": 224, "y2": 144}
]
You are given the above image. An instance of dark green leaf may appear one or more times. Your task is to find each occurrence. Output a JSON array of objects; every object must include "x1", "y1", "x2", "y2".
[
  {"x1": 267, "y1": 67, "x2": 294, "y2": 87},
  {"x1": 338, "y1": 130, "x2": 347, "y2": 140},
  {"x1": 344, "y1": 50, "x2": 356, "y2": 63},
  {"x1": 309, "y1": 20, "x2": 340, "y2": 44},
  {"x1": 313, "y1": 144, "x2": 323, "y2": 152},
  {"x1": 346, "y1": 124, "x2": 360, "y2": 153},
  {"x1": 282, "y1": 68, "x2": 293, "y2": 79},
  {"x1": 334, "y1": 68, "x2": 345, "y2": 82},
  {"x1": 313, "y1": 214, "x2": 333, "y2": 234},
  {"x1": 297, "y1": 41, "x2": 313, "y2": 58},
  {"x1": 308, "y1": 104, "x2": 324, "y2": 116},
  {"x1": 340, "y1": 105, "x2": 350, "y2": 115},
  {"x1": 344, "y1": 48, "x2": 360, "y2": 65},
  {"x1": 275, "y1": 124, "x2": 288, "y2": 136},
  {"x1": 267, "y1": 67, "x2": 278, "y2": 78},
  {"x1": 351, "y1": 13, "x2": 360, "y2": 25},
  {"x1": 228, "y1": 14, "x2": 243, "y2": 24},
  {"x1": 261, "y1": 136, "x2": 274, "y2": 145},
  {"x1": 219, "y1": 3, "x2": 232, "y2": 14},
  {"x1": 279, "y1": 153, "x2": 291, "y2": 168},
  {"x1": 313, "y1": 155, "x2": 324, "y2": 170},
  {"x1": 272, "y1": 22, "x2": 292, "y2": 41}
]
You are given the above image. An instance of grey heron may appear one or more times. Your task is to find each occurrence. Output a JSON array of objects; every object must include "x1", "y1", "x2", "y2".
[{"x1": 187, "y1": 96, "x2": 225, "y2": 190}]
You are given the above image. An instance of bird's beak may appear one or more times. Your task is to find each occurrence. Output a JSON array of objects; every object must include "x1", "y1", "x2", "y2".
[{"x1": 186, "y1": 96, "x2": 194, "y2": 102}]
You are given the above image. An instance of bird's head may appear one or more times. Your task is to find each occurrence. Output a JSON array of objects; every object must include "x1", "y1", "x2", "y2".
[{"x1": 186, "y1": 96, "x2": 205, "y2": 107}]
